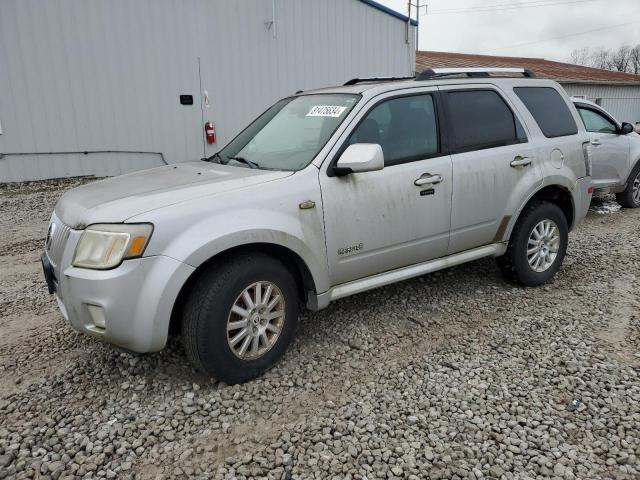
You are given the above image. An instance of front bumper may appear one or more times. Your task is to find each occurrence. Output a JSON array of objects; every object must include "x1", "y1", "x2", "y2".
[{"x1": 45, "y1": 246, "x2": 194, "y2": 353}]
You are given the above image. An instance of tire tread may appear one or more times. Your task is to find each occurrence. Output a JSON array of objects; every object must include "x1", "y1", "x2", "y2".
[
  {"x1": 497, "y1": 200, "x2": 568, "y2": 286},
  {"x1": 181, "y1": 252, "x2": 298, "y2": 384}
]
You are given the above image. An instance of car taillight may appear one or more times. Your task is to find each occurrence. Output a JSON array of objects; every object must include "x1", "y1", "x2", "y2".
[{"x1": 582, "y1": 141, "x2": 592, "y2": 176}]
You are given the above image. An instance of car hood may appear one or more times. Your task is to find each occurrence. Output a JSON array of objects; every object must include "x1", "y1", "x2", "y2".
[{"x1": 55, "y1": 161, "x2": 293, "y2": 228}]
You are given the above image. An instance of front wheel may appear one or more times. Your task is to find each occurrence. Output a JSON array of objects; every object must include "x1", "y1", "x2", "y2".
[
  {"x1": 182, "y1": 253, "x2": 299, "y2": 384},
  {"x1": 615, "y1": 163, "x2": 640, "y2": 208},
  {"x1": 497, "y1": 201, "x2": 569, "y2": 286}
]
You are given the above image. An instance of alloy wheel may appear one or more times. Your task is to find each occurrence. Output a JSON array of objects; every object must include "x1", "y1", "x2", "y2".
[
  {"x1": 527, "y1": 219, "x2": 561, "y2": 273},
  {"x1": 226, "y1": 281, "x2": 285, "y2": 360}
]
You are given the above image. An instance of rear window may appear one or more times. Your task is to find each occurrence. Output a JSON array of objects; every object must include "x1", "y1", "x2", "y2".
[
  {"x1": 445, "y1": 89, "x2": 526, "y2": 153},
  {"x1": 514, "y1": 87, "x2": 578, "y2": 138}
]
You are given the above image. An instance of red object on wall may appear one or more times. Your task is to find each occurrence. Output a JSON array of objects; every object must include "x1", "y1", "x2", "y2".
[{"x1": 204, "y1": 122, "x2": 216, "y2": 144}]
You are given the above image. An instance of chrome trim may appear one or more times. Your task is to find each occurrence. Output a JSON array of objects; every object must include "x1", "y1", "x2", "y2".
[
  {"x1": 46, "y1": 213, "x2": 71, "y2": 267},
  {"x1": 328, "y1": 243, "x2": 504, "y2": 301}
]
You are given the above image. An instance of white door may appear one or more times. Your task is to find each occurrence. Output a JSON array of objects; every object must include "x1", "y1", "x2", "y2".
[
  {"x1": 576, "y1": 105, "x2": 630, "y2": 188},
  {"x1": 440, "y1": 86, "x2": 542, "y2": 254},
  {"x1": 320, "y1": 90, "x2": 452, "y2": 286}
]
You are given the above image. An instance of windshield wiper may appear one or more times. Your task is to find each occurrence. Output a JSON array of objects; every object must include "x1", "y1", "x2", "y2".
[
  {"x1": 225, "y1": 156, "x2": 260, "y2": 169},
  {"x1": 202, "y1": 152, "x2": 222, "y2": 163}
]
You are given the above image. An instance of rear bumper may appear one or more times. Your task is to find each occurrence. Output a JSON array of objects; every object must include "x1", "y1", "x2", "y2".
[
  {"x1": 573, "y1": 176, "x2": 593, "y2": 228},
  {"x1": 49, "y1": 252, "x2": 194, "y2": 352}
]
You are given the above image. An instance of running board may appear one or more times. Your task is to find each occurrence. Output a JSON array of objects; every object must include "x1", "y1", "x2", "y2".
[{"x1": 328, "y1": 243, "x2": 504, "y2": 302}]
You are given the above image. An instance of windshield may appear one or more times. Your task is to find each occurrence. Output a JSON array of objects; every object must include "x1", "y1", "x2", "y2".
[{"x1": 218, "y1": 94, "x2": 359, "y2": 171}]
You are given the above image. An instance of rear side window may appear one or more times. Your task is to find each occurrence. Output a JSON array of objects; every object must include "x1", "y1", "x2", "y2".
[
  {"x1": 445, "y1": 89, "x2": 526, "y2": 153},
  {"x1": 514, "y1": 87, "x2": 578, "y2": 138}
]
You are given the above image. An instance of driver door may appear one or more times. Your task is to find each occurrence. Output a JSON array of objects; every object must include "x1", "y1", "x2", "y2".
[{"x1": 319, "y1": 89, "x2": 452, "y2": 286}]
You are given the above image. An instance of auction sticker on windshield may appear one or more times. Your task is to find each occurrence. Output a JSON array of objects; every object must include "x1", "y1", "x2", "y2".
[{"x1": 307, "y1": 105, "x2": 347, "y2": 117}]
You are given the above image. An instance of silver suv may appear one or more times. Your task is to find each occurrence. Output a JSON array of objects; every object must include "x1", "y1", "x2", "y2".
[
  {"x1": 571, "y1": 98, "x2": 640, "y2": 208},
  {"x1": 42, "y1": 68, "x2": 593, "y2": 383}
]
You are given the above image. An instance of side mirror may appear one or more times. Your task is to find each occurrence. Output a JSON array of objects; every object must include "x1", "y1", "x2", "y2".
[
  {"x1": 334, "y1": 143, "x2": 384, "y2": 176},
  {"x1": 620, "y1": 122, "x2": 635, "y2": 135}
]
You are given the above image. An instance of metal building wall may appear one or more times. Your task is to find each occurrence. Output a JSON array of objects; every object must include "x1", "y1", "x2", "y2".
[
  {"x1": 0, "y1": 0, "x2": 416, "y2": 182},
  {"x1": 561, "y1": 83, "x2": 640, "y2": 124}
]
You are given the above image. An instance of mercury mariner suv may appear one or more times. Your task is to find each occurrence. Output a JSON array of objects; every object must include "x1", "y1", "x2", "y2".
[{"x1": 42, "y1": 68, "x2": 593, "y2": 383}]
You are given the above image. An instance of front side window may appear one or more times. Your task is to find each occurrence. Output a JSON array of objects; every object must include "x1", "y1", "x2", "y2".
[
  {"x1": 445, "y1": 89, "x2": 526, "y2": 153},
  {"x1": 577, "y1": 107, "x2": 617, "y2": 134},
  {"x1": 348, "y1": 94, "x2": 439, "y2": 166},
  {"x1": 219, "y1": 94, "x2": 359, "y2": 171},
  {"x1": 514, "y1": 87, "x2": 578, "y2": 138}
]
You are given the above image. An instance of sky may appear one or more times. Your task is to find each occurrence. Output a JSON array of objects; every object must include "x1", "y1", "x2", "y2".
[{"x1": 378, "y1": 0, "x2": 640, "y2": 62}]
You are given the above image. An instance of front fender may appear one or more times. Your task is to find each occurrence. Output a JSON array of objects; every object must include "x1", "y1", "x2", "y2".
[
  {"x1": 137, "y1": 169, "x2": 330, "y2": 294},
  {"x1": 177, "y1": 218, "x2": 330, "y2": 294},
  {"x1": 627, "y1": 134, "x2": 640, "y2": 179}
]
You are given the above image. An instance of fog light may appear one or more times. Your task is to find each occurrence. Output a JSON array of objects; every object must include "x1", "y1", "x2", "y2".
[{"x1": 87, "y1": 304, "x2": 106, "y2": 330}]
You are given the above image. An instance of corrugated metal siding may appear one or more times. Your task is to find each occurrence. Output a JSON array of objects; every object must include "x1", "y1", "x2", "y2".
[
  {"x1": 562, "y1": 83, "x2": 640, "y2": 124},
  {"x1": 0, "y1": 0, "x2": 416, "y2": 182}
]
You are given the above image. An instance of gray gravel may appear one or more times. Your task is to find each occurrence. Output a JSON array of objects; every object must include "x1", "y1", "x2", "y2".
[{"x1": 1, "y1": 179, "x2": 639, "y2": 480}]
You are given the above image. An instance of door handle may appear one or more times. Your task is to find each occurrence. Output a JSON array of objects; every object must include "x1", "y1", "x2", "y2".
[
  {"x1": 510, "y1": 156, "x2": 532, "y2": 168},
  {"x1": 591, "y1": 140, "x2": 601, "y2": 147},
  {"x1": 414, "y1": 173, "x2": 443, "y2": 186}
]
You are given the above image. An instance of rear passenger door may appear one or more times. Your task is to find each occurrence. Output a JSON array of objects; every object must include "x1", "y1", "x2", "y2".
[{"x1": 441, "y1": 86, "x2": 542, "y2": 254}]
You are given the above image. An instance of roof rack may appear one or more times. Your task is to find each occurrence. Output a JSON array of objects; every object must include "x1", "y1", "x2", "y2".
[
  {"x1": 416, "y1": 67, "x2": 536, "y2": 81},
  {"x1": 343, "y1": 76, "x2": 415, "y2": 86}
]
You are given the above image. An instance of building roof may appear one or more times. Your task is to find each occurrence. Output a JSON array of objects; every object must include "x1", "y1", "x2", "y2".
[
  {"x1": 358, "y1": 0, "x2": 418, "y2": 27},
  {"x1": 416, "y1": 51, "x2": 640, "y2": 85}
]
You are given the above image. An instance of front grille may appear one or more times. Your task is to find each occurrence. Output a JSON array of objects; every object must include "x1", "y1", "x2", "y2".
[{"x1": 46, "y1": 213, "x2": 71, "y2": 267}]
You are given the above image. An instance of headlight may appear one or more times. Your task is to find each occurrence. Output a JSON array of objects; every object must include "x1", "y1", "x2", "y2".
[{"x1": 72, "y1": 224, "x2": 153, "y2": 270}]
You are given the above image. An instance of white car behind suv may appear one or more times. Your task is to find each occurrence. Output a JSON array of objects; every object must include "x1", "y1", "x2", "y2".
[{"x1": 572, "y1": 98, "x2": 640, "y2": 208}]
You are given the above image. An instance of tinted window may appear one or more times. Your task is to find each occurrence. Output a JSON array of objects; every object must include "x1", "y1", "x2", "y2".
[
  {"x1": 445, "y1": 89, "x2": 525, "y2": 153},
  {"x1": 349, "y1": 94, "x2": 438, "y2": 166},
  {"x1": 577, "y1": 107, "x2": 617, "y2": 134},
  {"x1": 514, "y1": 87, "x2": 578, "y2": 138}
]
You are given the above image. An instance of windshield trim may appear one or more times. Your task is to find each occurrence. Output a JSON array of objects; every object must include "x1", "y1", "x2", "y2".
[{"x1": 216, "y1": 93, "x2": 362, "y2": 172}]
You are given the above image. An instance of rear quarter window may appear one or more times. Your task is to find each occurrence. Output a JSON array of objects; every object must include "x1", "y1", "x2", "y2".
[{"x1": 514, "y1": 87, "x2": 578, "y2": 138}]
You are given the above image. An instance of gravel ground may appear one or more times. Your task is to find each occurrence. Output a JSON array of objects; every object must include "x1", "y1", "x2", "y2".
[{"x1": 1, "y1": 178, "x2": 639, "y2": 480}]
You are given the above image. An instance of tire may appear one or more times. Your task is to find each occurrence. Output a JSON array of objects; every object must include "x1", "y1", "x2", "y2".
[
  {"x1": 496, "y1": 201, "x2": 568, "y2": 286},
  {"x1": 182, "y1": 253, "x2": 299, "y2": 384},
  {"x1": 615, "y1": 162, "x2": 640, "y2": 208}
]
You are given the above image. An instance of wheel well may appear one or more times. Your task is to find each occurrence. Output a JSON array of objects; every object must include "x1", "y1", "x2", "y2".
[
  {"x1": 168, "y1": 244, "x2": 315, "y2": 335},
  {"x1": 526, "y1": 185, "x2": 574, "y2": 229}
]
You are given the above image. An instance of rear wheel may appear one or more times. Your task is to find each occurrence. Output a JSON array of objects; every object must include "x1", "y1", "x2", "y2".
[
  {"x1": 615, "y1": 163, "x2": 640, "y2": 208},
  {"x1": 497, "y1": 201, "x2": 568, "y2": 286},
  {"x1": 182, "y1": 253, "x2": 299, "y2": 384}
]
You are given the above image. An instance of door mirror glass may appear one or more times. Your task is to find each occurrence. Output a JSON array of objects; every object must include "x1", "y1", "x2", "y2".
[
  {"x1": 621, "y1": 122, "x2": 635, "y2": 135},
  {"x1": 335, "y1": 143, "x2": 384, "y2": 175}
]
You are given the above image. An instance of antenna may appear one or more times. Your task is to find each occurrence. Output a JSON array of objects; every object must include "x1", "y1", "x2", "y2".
[{"x1": 407, "y1": 1, "x2": 428, "y2": 51}]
